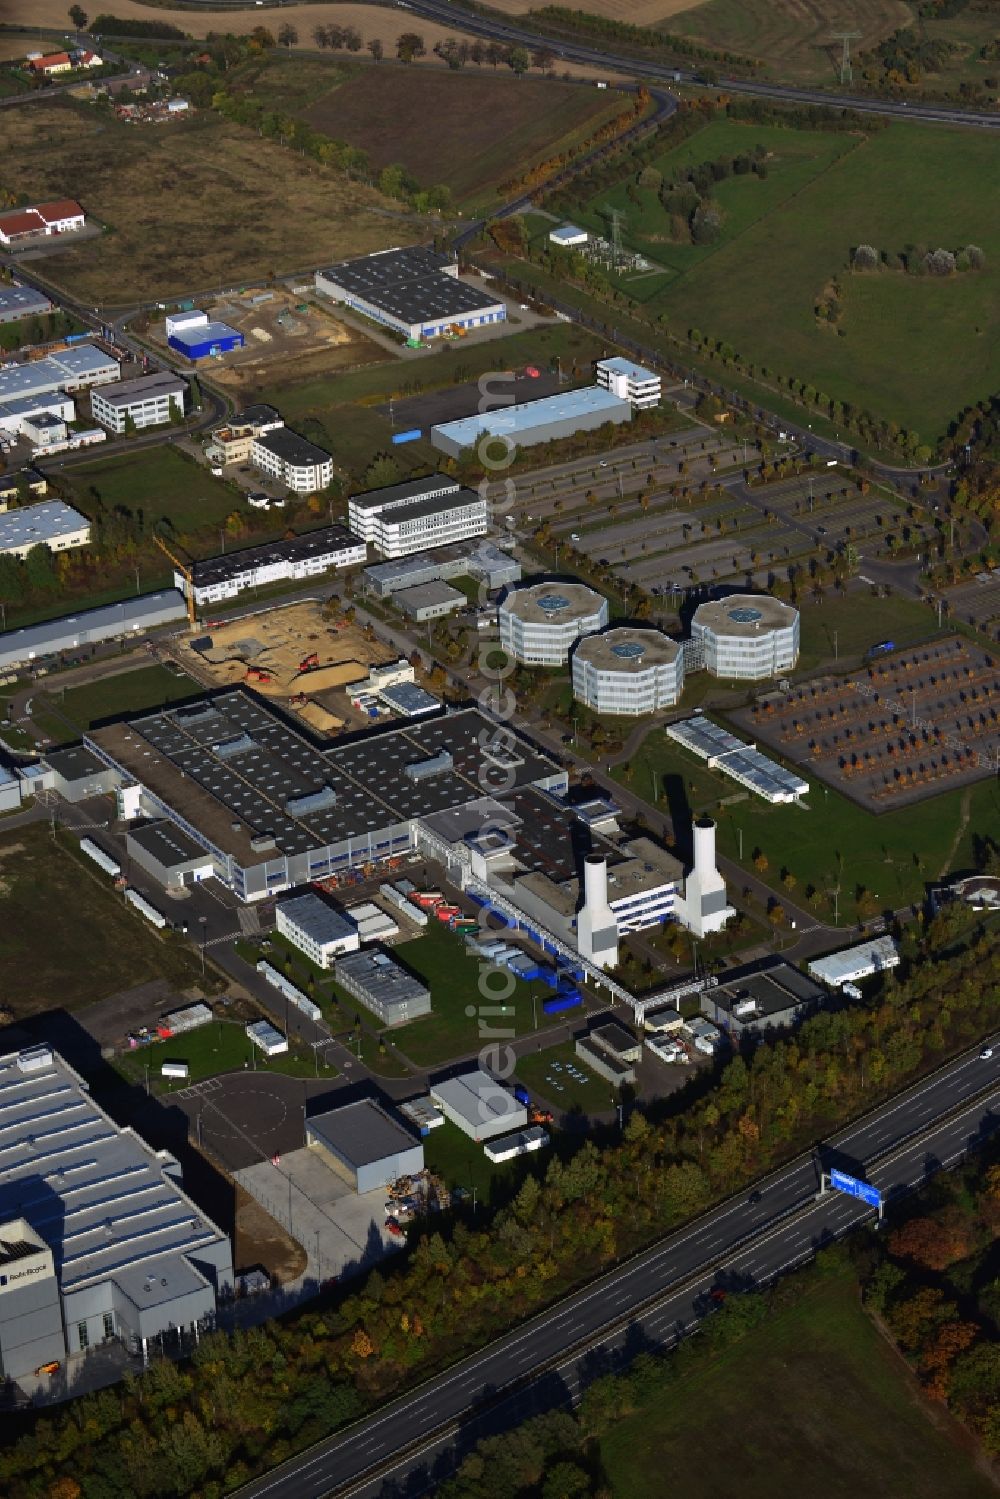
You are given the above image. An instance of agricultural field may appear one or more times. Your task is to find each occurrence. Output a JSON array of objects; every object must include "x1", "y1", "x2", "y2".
[
  {"x1": 0, "y1": 826, "x2": 204, "y2": 1019},
  {"x1": 599, "y1": 1266, "x2": 993, "y2": 1499},
  {"x1": 0, "y1": 99, "x2": 412, "y2": 304},
  {"x1": 301, "y1": 66, "x2": 624, "y2": 206},
  {"x1": 670, "y1": 0, "x2": 912, "y2": 82},
  {"x1": 548, "y1": 118, "x2": 1000, "y2": 444}
]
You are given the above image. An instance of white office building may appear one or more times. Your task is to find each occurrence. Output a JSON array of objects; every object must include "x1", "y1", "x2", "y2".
[
  {"x1": 250, "y1": 428, "x2": 333, "y2": 494},
  {"x1": 498, "y1": 581, "x2": 608, "y2": 666},
  {"x1": 572, "y1": 626, "x2": 684, "y2": 715},
  {"x1": 690, "y1": 594, "x2": 800, "y2": 680},
  {"x1": 180, "y1": 525, "x2": 366, "y2": 607},
  {"x1": 91, "y1": 372, "x2": 186, "y2": 433},
  {"x1": 276, "y1": 891, "x2": 360, "y2": 969},
  {"x1": 0, "y1": 499, "x2": 90, "y2": 559},
  {"x1": 596, "y1": 356, "x2": 661, "y2": 410},
  {"x1": 348, "y1": 475, "x2": 486, "y2": 559}
]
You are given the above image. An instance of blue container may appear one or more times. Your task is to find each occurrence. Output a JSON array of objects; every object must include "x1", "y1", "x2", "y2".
[
  {"x1": 543, "y1": 993, "x2": 582, "y2": 1014},
  {"x1": 391, "y1": 428, "x2": 422, "y2": 445}
]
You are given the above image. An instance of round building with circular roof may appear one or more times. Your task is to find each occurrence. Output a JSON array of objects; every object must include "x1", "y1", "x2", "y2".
[
  {"x1": 498, "y1": 581, "x2": 608, "y2": 666},
  {"x1": 572, "y1": 627, "x2": 685, "y2": 716},
  {"x1": 690, "y1": 593, "x2": 799, "y2": 680}
]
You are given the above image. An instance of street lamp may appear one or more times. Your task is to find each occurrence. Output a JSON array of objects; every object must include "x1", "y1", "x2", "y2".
[{"x1": 199, "y1": 916, "x2": 207, "y2": 974}]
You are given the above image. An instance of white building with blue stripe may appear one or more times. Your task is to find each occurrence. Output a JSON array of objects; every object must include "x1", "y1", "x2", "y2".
[{"x1": 315, "y1": 246, "x2": 505, "y2": 342}]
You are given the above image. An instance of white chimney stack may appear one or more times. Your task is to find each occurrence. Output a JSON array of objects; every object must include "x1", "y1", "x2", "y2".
[
  {"x1": 674, "y1": 817, "x2": 734, "y2": 939},
  {"x1": 577, "y1": 854, "x2": 618, "y2": 971}
]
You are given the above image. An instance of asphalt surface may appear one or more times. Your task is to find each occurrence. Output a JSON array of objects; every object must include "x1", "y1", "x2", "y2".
[{"x1": 234, "y1": 1038, "x2": 1000, "y2": 1498}]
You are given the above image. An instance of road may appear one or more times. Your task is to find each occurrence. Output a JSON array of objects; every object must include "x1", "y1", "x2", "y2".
[
  {"x1": 406, "y1": 0, "x2": 1000, "y2": 130},
  {"x1": 233, "y1": 1036, "x2": 1000, "y2": 1498}
]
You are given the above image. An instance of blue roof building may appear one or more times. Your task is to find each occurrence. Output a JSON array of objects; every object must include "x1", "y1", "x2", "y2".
[
  {"x1": 168, "y1": 320, "x2": 245, "y2": 361},
  {"x1": 430, "y1": 384, "x2": 631, "y2": 459}
]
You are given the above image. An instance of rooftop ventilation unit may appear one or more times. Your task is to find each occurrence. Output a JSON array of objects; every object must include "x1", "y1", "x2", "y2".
[
  {"x1": 250, "y1": 834, "x2": 277, "y2": 852},
  {"x1": 405, "y1": 748, "x2": 453, "y2": 782},
  {"x1": 16, "y1": 1046, "x2": 53, "y2": 1074},
  {"x1": 285, "y1": 785, "x2": 338, "y2": 817},
  {"x1": 213, "y1": 733, "x2": 254, "y2": 759}
]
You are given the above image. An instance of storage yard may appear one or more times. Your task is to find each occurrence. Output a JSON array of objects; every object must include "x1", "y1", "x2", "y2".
[
  {"x1": 735, "y1": 636, "x2": 1000, "y2": 810},
  {"x1": 173, "y1": 600, "x2": 400, "y2": 736}
]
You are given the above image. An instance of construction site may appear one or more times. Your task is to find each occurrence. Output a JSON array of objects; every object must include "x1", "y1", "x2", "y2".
[
  {"x1": 150, "y1": 287, "x2": 386, "y2": 393},
  {"x1": 168, "y1": 600, "x2": 404, "y2": 737}
]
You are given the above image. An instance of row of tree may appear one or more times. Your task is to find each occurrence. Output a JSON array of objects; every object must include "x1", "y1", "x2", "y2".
[{"x1": 851, "y1": 242, "x2": 986, "y2": 275}]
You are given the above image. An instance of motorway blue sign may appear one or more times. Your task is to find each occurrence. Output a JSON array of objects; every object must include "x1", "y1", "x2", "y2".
[
  {"x1": 391, "y1": 429, "x2": 422, "y2": 445},
  {"x1": 830, "y1": 1169, "x2": 881, "y2": 1210}
]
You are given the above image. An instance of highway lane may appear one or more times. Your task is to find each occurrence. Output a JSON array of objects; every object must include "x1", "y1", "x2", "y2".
[{"x1": 236, "y1": 1036, "x2": 1000, "y2": 1499}]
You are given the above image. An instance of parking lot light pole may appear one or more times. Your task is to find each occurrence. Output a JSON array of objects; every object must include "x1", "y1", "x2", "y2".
[{"x1": 199, "y1": 916, "x2": 207, "y2": 974}]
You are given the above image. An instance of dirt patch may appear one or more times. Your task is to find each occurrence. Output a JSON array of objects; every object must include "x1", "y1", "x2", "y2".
[
  {"x1": 234, "y1": 1185, "x2": 307, "y2": 1284},
  {"x1": 0, "y1": 101, "x2": 414, "y2": 305}
]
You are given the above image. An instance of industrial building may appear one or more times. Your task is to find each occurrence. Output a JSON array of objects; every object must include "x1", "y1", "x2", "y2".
[
  {"x1": 333, "y1": 948, "x2": 431, "y2": 1027},
  {"x1": 0, "y1": 589, "x2": 187, "y2": 671},
  {"x1": 90, "y1": 371, "x2": 186, "y2": 433},
  {"x1": 0, "y1": 200, "x2": 85, "y2": 246},
  {"x1": 484, "y1": 1125, "x2": 549, "y2": 1163},
  {"x1": 666, "y1": 715, "x2": 808, "y2": 803},
  {"x1": 305, "y1": 1100, "x2": 423, "y2": 1193},
  {"x1": 706, "y1": 961, "x2": 825, "y2": 1038},
  {"x1": 429, "y1": 1070, "x2": 528, "y2": 1142},
  {"x1": 0, "y1": 343, "x2": 119, "y2": 404},
  {"x1": 125, "y1": 821, "x2": 215, "y2": 891},
  {"x1": 0, "y1": 393, "x2": 75, "y2": 441},
  {"x1": 690, "y1": 594, "x2": 800, "y2": 680},
  {"x1": 379, "y1": 681, "x2": 441, "y2": 718},
  {"x1": 0, "y1": 1046, "x2": 232, "y2": 1379},
  {"x1": 348, "y1": 476, "x2": 487, "y2": 559},
  {"x1": 276, "y1": 890, "x2": 360, "y2": 968},
  {"x1": 167, "y1": 313, "x2": 245, "y2": 361},
  {"x1": 250, "y1": 427, "x2": 333, "y2": 494},
  {"x1": 396, "y1": 579, "x2": 466, "y2": 621},
  {"x1": 431, "y1": 384, "x2": 632, "y2": 460},
  {"x1": 571, "y1": 626, "x2": 684, "y2": 715},
  {"x1": 205, "y1": 404, "x2": 283, "y2": 466},
  {"x1": 808, "y1": 937, "x2": 900, "y2": 990},
  {"x1": 0, "y1": 283, "x2": 53, "y2": 323},
  {"x1": 0, "y1": 499, "x2": 91, "y2": 559},
  {"x1": 175, "y1": 525, "x2": 366, "y2": 607},
  {"x1": 498, "y1": 581, "x2": 608, "y2": 666},
  {"x1": 364, "y1": 538, "x2": 520, "y2": 597},
  {"x1": 595, "y1": 356, "x2": 661, "y2": 410},
  {"x1": 315, "y1": 246, "x2": 505, "y2": 343},
  {"x1": 0, "y1": 468, "x2": 47, "y2": 508},
  {"x1": 85, "y1": 694, "x2": 566, "y2": 903}
]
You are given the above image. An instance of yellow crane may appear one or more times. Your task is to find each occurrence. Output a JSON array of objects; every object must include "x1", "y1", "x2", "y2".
[{"x1": 154, "y1": 534, "x2": 197, "y2": 630}]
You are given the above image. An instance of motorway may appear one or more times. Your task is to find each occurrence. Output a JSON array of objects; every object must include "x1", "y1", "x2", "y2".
[
  {"x1": 234, "y1": 1037, "x2": 1000, "y2": 1498},
  {"x1": 405, "y1": 0, "x2": 1000, "y2": 130}
]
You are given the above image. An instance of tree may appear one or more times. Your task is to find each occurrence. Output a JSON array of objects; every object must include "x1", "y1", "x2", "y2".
[
  {"x1": 277, "y1": 22, "x2": 298, "y2": 47},
  {"x1": 68, "y1": 4, "x2": 87, "y2": 28},
  {"x1": 507, "y1": 46, "x2": 530, "y2": 75},
  {"x1": 852, "y1": 243, "x2": 879, "y2": 271},
  {"x1": 24, "y1": 544, "x2": 56, "y2": 595},
  {"x1": 397, "y1": 31, "x2": 425, "y2": 62},
  {"x1": 368, "y1": 38, "x2": 384, "y2": 62}
]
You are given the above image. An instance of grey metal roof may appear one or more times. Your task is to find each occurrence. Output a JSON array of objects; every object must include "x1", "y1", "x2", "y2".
[
  {"x1": 44, "y1": 745, "x2": 108, "y2": 782},
  {"x1": 91, "y1": 371, "x2": 186, "y2": 407},
  {"x1": 0, "y1": 343, "x2": 118, "y2": 401},
  {"x1": 0, "y1": 284, "x2": 52, "y2": 318},
  {"x1": 0, "y1": 1048, "x2": 228, "y2": 1295},
  {"x1": 379, "y1": 682, "x2": 441, "y2": 717},
  {"x1": 128, "y1": 820, "x2": 208, "y2": 868},
  {"x1": 253, "y1": 427, "x2": 330, "y2": 467},
  {"x1": 429, "y1": 1070, "x2": 524, "y2": 1130},
  {"x1": 277, "y1": 890, "x2": 357, "y2": 946},
  {"x1": 333, "y1": 949, "x2": 429, "y2": 1013},
  {"x1": 0, "y1": 499, "x2": 88, "y2": 551},
  {"x1": 350, "y1": 475, "x2": 459, "y2": 513},
  {"x1": 0, "y1": 590, "x2": 186, "y2": 670},
  {"x1": 306, "y1": 1098, "x2": 419, "y2": 1169}
]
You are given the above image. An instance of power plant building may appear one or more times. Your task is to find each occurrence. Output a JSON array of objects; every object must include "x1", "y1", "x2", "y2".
[
  {"x1": 690, "y1": 594, "x2": 800, "y2": 680},
  {"x1": 0, "y1": 1046, "x2": 232, "y2": 1381},
  {"x1": 572, "y1": 627, "x2": 684, "y2": 715},
  {"x1": 499, "y1": 581, "x2": 608, "y2": 666},
  {"x1": 672, "y1": 818, "x2": 735, "y2": 938}
]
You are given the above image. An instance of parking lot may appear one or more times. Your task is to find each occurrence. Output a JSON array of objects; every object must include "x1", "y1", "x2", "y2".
[
  {"x1": 736, "y1": 635, "x2": 1000, "y2": 810},
  {"x1": 943, "y1": 573, "x2": 1000, "y2": 640}
]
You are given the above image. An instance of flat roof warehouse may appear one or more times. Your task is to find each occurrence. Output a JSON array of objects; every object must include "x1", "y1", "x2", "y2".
[{"x1": 319, "y1": 247, "x2": 502, "y2": 325}]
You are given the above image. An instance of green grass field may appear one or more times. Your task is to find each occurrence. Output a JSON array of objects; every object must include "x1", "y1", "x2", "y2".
[
  {"x1": 515, "y1": 1040, "x2": 620, "y2": 1117},
  {"x1": 795, "y1": 590, "x2": 945, "y2": 672},
  {"x1": 31, "y1": 664, "x2": 199, "y2": 745},
  {"x1": 616, "y1": 731, "x2": 1000, "y2": 921},
  {"x1": 114, "y1": 1018, "x2": 338, "y2": 1095},
  {"x1": 560, "y1": 119, "x2": 1000, "y2": 444},
  {"x1": 422, "y1": 1118, "x2": 531, "y2": 1202},
  {"x1": 0, "y1": 826, "x2": 203, "y2": 1019},
  {"x1": 387, "y1": 923, "x2": 566, "y2": 1067},
  {"x1": 600, "y1": 1268, "x2": 993, "y2": 1499},
  {"x1": 66, "y1": 446, "x2": 244, "y2": 540}
]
